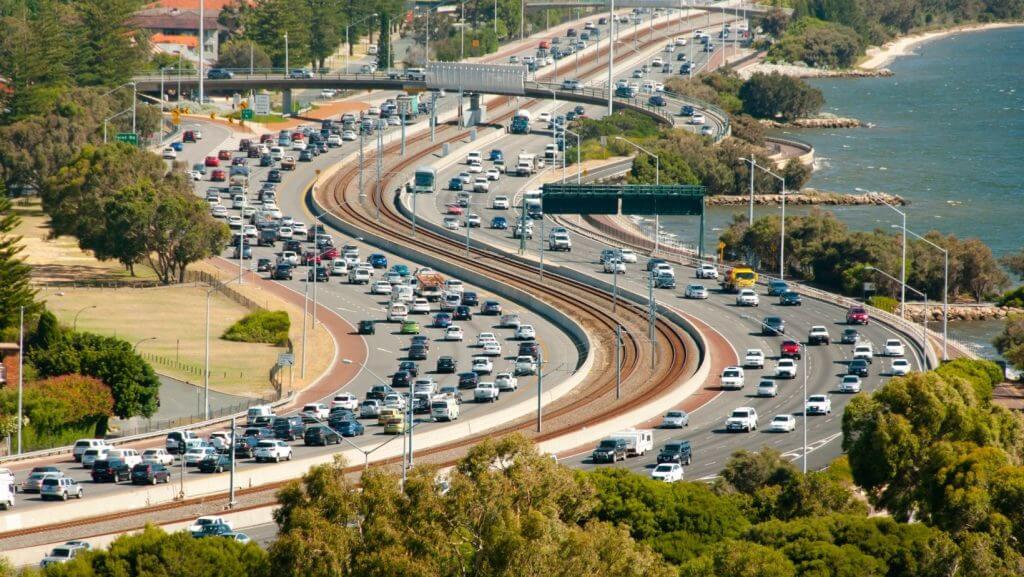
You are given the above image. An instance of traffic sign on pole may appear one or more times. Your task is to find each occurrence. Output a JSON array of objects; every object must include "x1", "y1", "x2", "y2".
[
  {"x1": 277, "y1": 353, "x2": 295, "y2": 367},
  {"x1": 115, "y1": 133, "x2": 139, "y2": 146},
  {"x1": 241, "y1": 109, "x2": 254, "y2": 120}
]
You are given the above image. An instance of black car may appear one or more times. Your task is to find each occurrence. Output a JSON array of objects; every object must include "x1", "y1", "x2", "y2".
[
  {"x1": 461, "y1": 291, "x2": 479, "y2": 306},
  {"x1": 284, "y1": 240, "x2": 303, "y2": 253},
  {"x1": 367, "y1": 385, "x2": 396, "y2": 400},
  {"x1": 656, "y1": 440, "x2": 692, "y2": 465},
  {"x1": 779, "y1": 291, "x2": 803, "y2": 306},
  {"x1": 436, "y1": 356, "x2": 457, "y2": 373},
  {"x1": 307, "y1": 266, "x2": 329, "y2": 283},
  {"x1": 648, "y1": 95, "x2": 666, "y2": 107},
  {"x1": 654, "y1": 274, "x2": 676, "y2": 289},
  {"x1": 299, "y1": 150, "x2": 313, "y2": 162},
  {"x1": 646, "y1": 258, "x2": 667, "y2": 271},
  {"x1": 234, "y1": 438, "x2": 258, "y2": 459},
  {"x1": 273, "y1": 415, "x2": 305, "y2": 441},
  {"x1": 591, "y1": 438, "x2": 628, "y2": 463},
  {"x1": 328, "y1": 407, "x2": 356, "y2": 421},
  {"x1": 408, "y1": 345, "x2": 428, "y2": 360},
  {"x1": 271, "y1": 264, "x2": 293, "y2": 280},
  {"x1": 303, "y1": 425, "x2": 341, "y2": 446},
  {"x1": 268, "y1": 169, "x2": 282, "y2": 183},
  {"x1": 848, "y1": 359, "x2": 870, "y2": 377},
  {"x1": 763, "y1": 316, "x2": 785, "y2": 336},
  {"x1": 91, "y1": 459, "x2": 131, "y2": 483},
  {"x1": 841, "y1": 329, "x2": 860, "y2": 344},
  {"x1": 256, "y1": 258, "x2": 273, "y2": 272},
  {"x1": 391, "y1": 370, "x2": 411, "y2": 388},
  {"x1": 518, "y1": 341, "x2": 540, "y2": 360},
  {"x1": 198, "y1": 454, "x2": 233, "y2": 473},
  {"x1": 260, "y1": 155, "x2": 274, "y2": 167},
  {"x1": 131, "y1": 463, "x2": 171, "y2": 484},
  {"x1": 207, "y1": 68, "x2": 234, "y2": 79},
  {"x1": 398, "y1": 361, "x2": 419, "y2": 377},
  {"x1": 458, "y1": 371, "x2": 479, "y2": 390},
  {"x1": 573, "y1": 105, "x2": 585, "y2": 115},
  {"x1": 358, "y1": 320, "x2": 375, "y2": 335},
  {"x1": 453, "y1": 305, "x2": 473, "y2": 320}
]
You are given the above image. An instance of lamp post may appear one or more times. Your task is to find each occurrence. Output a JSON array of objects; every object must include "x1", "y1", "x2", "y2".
[
  {"x1": 895, "y1": 225, "x2": 948, "y2": 361},
  {"x1": 607, "y1": 0, "x2": 615, "y2": 116},
  {"x1": 103, "y1": 108, "x2": 133, "y2": 143},
  {"x1": 73, "y1": 305, "x2": 97, "y2": 331},
  {"x1": 562, "y1": 127, "x2": 581, "y2": 183},
  {"x1": 747, "y1": 161, "x2": 787, "y2": 278},
  {"x1": 801, "y1": 342, "x2": 808, "y2": 474},
  {"x1": 880, "y1": 200, "x2": 908, "y2": 319},
  {"x1": 346, "y1": 13, "x2": 379, "y2": 74},
  {"x1": 615, "y1": 137, "x2": 660, "y2": 253},
  {"x1": 100, "y1": 82, "x2": 137, "y2": 139},
  {"x1": 866, "y1": 266, "x2": 929, "y2": 362},
  {"x1": 198, "y1": 0, "x2": 205, "y2": 103},
  {"x1": 342, "y1": 359, "x2": 415, "y2": 484},
  {"x1": 284, "y1": 32, "x2": 289, "y2": 75},
  {"x1": 133, "y1": 337, "x2": 157, "y2": 352}
]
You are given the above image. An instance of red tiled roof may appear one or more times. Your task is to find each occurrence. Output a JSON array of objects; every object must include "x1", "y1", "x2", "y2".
[
  {"x1": 132, "y1": 7, "x2": 221, "y2": 31},
  {"x1": 146, "y1": 0, "x2": 243, "y2": 9},
  {"x1": 151, "y1": 33, "x2": 199, "y2": 48}
]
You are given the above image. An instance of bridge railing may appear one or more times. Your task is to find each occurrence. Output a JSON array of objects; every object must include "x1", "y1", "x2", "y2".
[{"x1": 135, "y1": 67, "x2": 423, "y2": 84}]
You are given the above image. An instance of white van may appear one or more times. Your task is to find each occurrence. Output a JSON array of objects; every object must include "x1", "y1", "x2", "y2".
[
  {"x1": 246, "y1": 405, "x2": 274, "y2": 425},
  {"x1": 391, "y1": 285, "x2": 414, "y2": 303},
  {"x1": 431, "y1": 398, "x2": 460, "y2": 422},
  {"x1": 73, "y1": 438, "x2": 109, "y2": 462},
  {"x1": 106, "y1": 448, "x2": 142, "y2": 468},
  {"x1": 231, "y1": 194, "x2": 246, "y2": 209},
  {"x1": 387, "y1": 303, "x2": 409, "y2": 322},
  {"x1": 349, "y1": 267, "x2": 371, "y2": 284},
  {"x1": 0, "y1": 482, "x2": 13, "y2": 510},
  {"x1": 367, "y1": 44, "x2": 379, "y2": 55},
  {"x1": 330, "y1": 258, "x2": 348, "y2": 276}
]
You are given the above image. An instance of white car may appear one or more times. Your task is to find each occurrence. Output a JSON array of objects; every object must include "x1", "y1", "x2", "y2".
[
  {"x1": 278, "y1": 226, "x2": 293, "y2": 239},
  {"x1": 482, "y1": 342, "x2": 502, "y2": 357},
  {"x1": 141, "y1": 448, "x2": 175, "y2": 466},
  {"x1": 474, "y1": 382, "x2": 500, "y2": 403},
  {"x1": 697, "y1": 263, "x2": 719, "y2": 279},
  {"x1": 184, "y1": 446, "x2": 216, "y2": 466},
  {"x1": 515, "y1": 324, "x2": 536, "y2": 340},
  {"x1": 477, "y1": 332, "x2": 498, "y2": 347},
  {"x1": 188, "y1": 515, "x2": 234, "y2": 535},
  {"x1": 684, "y1": 284, "x2": 708, "y2": 299},
  {"x1": 371, "y1": 281, "x2": 392, "y2": 295},
  {"x1": 769, "y1": 414, "x2": 796, "y2": 432},
  {"x1": 493, "y1": 196, "x2": 510, "y2": 210},
  {"x1": 467, "y1": 161, "x2": 483, "y2": 174},
  {"x1": 473, "y1": 178, "x2": 489, "y2": 192},
  {"x1": 838, "y1": 375, "x2": 862, "y2": 393},
  {"x1": 242, "y1": 225, "x2": 257, "y2": 238},
  {"x1": 701, "y1": 126, "x2": 714, "y2": 137},
  {"x1": 691, "y1": 113, "x2": 706, "y2": 124},
  {"x1": 331, "y1": 393, "x2": 359, "y2": 410},
  {"x1": 466, "y1": 214, "x2": 482, "y2": 227},
  {"x1": 538, "y1": 112, "x2": 552, "y2": 123},
  {"x1": 756, "y1": 380, "x2": 778, "y2": 397},
  {"x1": 292, "y1": 140, "x2": 307, "y2": 151},
  {"x1": 106, "y1": 449, "x2": 142, "y2": 468},
  {"x1": 279, "y1": 251, "x2": 300, "y2": 266},
  {"x1": 736, "y1": 289, "x2": 759, "y2": 307},
  {"x1": 466, "y1": 151, "x2": 482, "y2": 165},
  {"x1": 327, "y1": 134, "x2": 343, "y2": 146},
  {"x1": 726, "y1": 407, "x2": 758, "y2": 432},
  {"x1": 853, "y1": 343, "x2": 874, "y2": 363},
  {"x1": 618, "y1": 248, "x2": 638, "y2": 263},
  {"x1": 486, "y1": 168, "x2": 501, "y2": 181},
  {"x1": 411, "y1": 298, "x2": 431, "y2": 314},
  {"x1": 775, "y1": 358, "x2": 798, "y2": 379},
  {"x1": 445, "y1": 326, "x2": 465, "y2": 341},
  {"x1": 495, "y1": 372, "x2": 519, "y2": 391},
  {"x1": 226, "y1": 215, "x2": 243, "y2": 229},
  {"x1": 254, "y1": 440, "x2": 293, "y2": 463},
  {"x1": 292, "y1": 222, "x2": 308, "y2": 236},
  {"x1": 650, "y1": 463, "x2": 684, "y2": 483},
  {"x1": 161, "y1": 147, "x2": 177, "y2": 159},
  {"x1": 515, "y1": 355, "x2": 538, "y2": 376},
  {"x1": 891, "y1": 358, "x2": 911, "y2": 376},
  {"x1": 652, "y1": 263, "x2": 674, "y2": 278},
  {"x1": 301, "y1": 403, "x2": 329, "y2": 420},
  {"x1": 883, "y1": 339, "x2": 905, "y2": 357},
  {"x1": 661, "y1": 410, "x2": 689, "y2": 428},
  {"x1": 720, "y1": 366, "x2": 745, "y2": 390},
  {"x1": 341, "y1": 130, "x2": 357, "y2": 141},
  {"x1": 604, "y1": 259, "x2": 626, "y2": 274},
  {"x1": 743, "y1": 349, "x2": 765, "y2": 369},
  {"x1": 472, "y1": 356, "x2": 493, "y2": 374},
  {"x1": 805, "y1": 394, "x2": 832, "y2": 415},
  {"x1": 211, "y1": 205, "x2": 228, "y2": 218},
  {"x1": 443, "y1": 216, "x2": 461, "y2": 230}
]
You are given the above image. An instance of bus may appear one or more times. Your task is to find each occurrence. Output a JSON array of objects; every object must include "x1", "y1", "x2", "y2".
[{"x1": 413, "y1": 166, "x2": 436, "y2": 193}]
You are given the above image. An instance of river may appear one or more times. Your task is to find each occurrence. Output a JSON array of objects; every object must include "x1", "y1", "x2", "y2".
[{"x1": 656, "y1": 26, "x2": 1024, "y2": 356}]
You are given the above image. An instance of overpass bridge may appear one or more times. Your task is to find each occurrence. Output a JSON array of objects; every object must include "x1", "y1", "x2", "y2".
[{"x1": 523, "y1": 0, "x2": 786, "y2": 16}]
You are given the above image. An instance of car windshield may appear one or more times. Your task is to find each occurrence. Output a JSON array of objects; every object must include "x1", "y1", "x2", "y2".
[
  {"x1": 664, "y1": 443, "x2": 682, "y2": 452},
  {"x1": 773, "y1": 416, "x2": 789, "y2": 422},
  {"x1": 654, "y1": 465, "x2": 673, "y2": 472},
  {"x1": 50, "y1": 548, "x2": 73, "y2": 558},
  {"x1": 666, "y1": 411, "x2": 684, "y2": 418},
  {"x1": 730, "y1": 410, "x2": 750, "y2": 418},
  {"x1": 723, "y1": 370, "x2": 740, "y2": 377},
  {"x1": 598, "y1": 440, "x2": 619, "y2": 449}
]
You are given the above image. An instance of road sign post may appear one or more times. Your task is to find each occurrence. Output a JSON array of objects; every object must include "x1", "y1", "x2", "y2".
[
  {"x1": 241, "y1": 109, "x2": 254, "y2": 120},
  {"x1": 115, "y1": 132, "x2": 138, "y2": 146}
]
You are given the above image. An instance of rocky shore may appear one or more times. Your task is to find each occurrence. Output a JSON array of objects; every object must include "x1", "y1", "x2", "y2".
[
  {"x1": 763, "y1": 117, "x2": 863, "y2": 129},
  {"x1": 903, "y1": 303, "x2": 1024, "y2": 323},
  {"x1": 706, "y1": 189, "x2": 906, "y2": 207},
  {"x1": 737, "y1": 62, "x2": 894, "y2": 79}
]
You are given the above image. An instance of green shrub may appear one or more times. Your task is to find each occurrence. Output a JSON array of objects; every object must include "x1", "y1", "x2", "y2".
[
  {"x1": 997, "y1": 286, "x2": 1024, "y2": 308},
  {"x1": 222, "y1": 310, "x2": 290, "y2": 346},
  {"x1": 867, "y1": 295, "x2": 898, "y2": 313},
  {"x1": 935, "y1": 358, "x2": 1004, "y2": 402}
]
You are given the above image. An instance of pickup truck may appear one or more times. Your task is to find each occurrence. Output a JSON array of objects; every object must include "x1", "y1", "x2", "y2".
[
  {"x1": 473, "y1": 382, "x2": 500, "y2": 403},
  {"x1": 591, "y1": 438, "x2": 628, "y2": 463},
  {"x1": 743, "y1": 349, "x2": 765, "y2": 368},
  {"x1": 726, "y1": 407, "x2": 758, "y2": 432},
  {"x1": 720, "y1": 366, "x2": 745, "y2": 390},
  {"x1": 775, "y1": 358, "x2": 798, "y2": 379},
  {"x1": 281, "y1": 156, "x2": 296, "y2": 170},
  {"x1": 808, "y1": 326, "x2": 831, "y2": 345},
  {"x1": 805, "y1": 394, "x2": 832, "y2": 415}
]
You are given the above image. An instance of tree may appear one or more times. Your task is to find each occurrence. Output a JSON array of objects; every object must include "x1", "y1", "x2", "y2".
[
  {"x1": 679, "y1": 540, "x2": 796, "y2": 577},
  {"x1": 217, "y1": 40, "x2": 272, "y2": 70},
  {"x1": 759, "y1": 8, "x2": 790, "y2": 37},
  {"x1": 739, "y1": 72, "x2": 824, "y2": 120},
  {"x1": 1000, "y1": 248, "x2": 1024, "y2": 278},
  {"x1": 994, "y1": 314, "x2": 1024, "y2": 370},
  {"x1": 307, "y1": 0, "x2": 345, "y2": 69},
  {"x1": 71, "y1": 0, "x2": 149, "y2": 86},
  {"x1": 378, "y1": 13, "x2": 393, "y2": 68},
  {"x1": 0, "y1": 0, "x2": 75, "y2": 119},
  {"x1": 0, "y1": 187, "x2": 39, "y2": 335},
  {"x1": 958, "y1": 238, "x2": 1010, "y2": 301},
  {"x1": 244, "y1": 0, "x2": 313, "y2": 68},
  {"x1": 143, "y1": 187, "x2": 231, "y2": 283}
]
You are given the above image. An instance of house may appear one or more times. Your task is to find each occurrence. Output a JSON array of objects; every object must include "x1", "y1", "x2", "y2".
[
  {"x1": 0, "y1": 343, "x2": 19, "y2": 387},
  {"x1": 131, "y1": 7, "x2": 222, "y2": 62}
]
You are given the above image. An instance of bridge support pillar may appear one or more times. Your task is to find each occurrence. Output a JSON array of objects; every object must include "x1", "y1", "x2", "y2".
[
  {"x1": 463, "y1": 93, "x2": 487, "y2": 127},
  {"x1": 282, "y1": 89, "x2": 293, "y2": 116}
]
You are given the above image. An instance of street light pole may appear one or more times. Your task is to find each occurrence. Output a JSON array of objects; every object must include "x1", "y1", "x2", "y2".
[
  {"x1": 616, "y1": 137, "x2": 659, "y2": 253},
  {"x1": 866, "y1": 266, "x2": 930, "y2": 362},
  {"x1": 896, "y1": 226, "x2": 949, "y2": 361},
  {"x1": 881, "y1": 200, "x2": 908, "y2": 319},
  {"x1": 73, "y1": 305, "x2": 97, "y2": 331},
  {"x1": 747, "y1": 161, "x2": 787, "y2": 277},
  {"x1": 199, "y1": 0, "x2": 205, "y2": 104},
  {"x1": 607, "y1": 0, "x2": 615, "y2": 116},
  {"x1": 133, "y1": 337, "x2": 156, "y2": 351},
  {"x1": 284, "y1": 32, "x2": 289, "y2": 75},
  {"x1": 801, "y1": 343, "x2": 808, "y2": 474}
]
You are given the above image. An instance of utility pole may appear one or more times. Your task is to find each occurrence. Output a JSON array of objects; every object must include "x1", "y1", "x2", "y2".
[
  {"x1": 648, "y1": 270, "x2": 656, "y2": 369},
  {"x1": 228, "y1": 416, "x2": 237, "y2": 508},
  {"x1": 16, "y1": 307, "x2": 23, "y2": 454},
  {"x1": 536, "y1": 349, "x2": 544, "y2": 432},
  {"x1": 198, "y1": 0, "x2": 205, "y2": 104},
  {"x1": 747, "y1": 157, "x2": 755, "y2": 224},
  {"x1": 615, "y1": 324, "x2": 621, "y2": 399},
  {"x1": 359, "y1": 130, "x2": 365, "y2": 197}
]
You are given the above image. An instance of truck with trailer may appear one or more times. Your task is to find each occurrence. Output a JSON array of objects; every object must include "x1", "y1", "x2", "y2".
[
  {"x1": 516, "y1": 152, "x2": 544, "y2": 176},
  {"x1": 720, "y1": 266, "x2": 758, "y2": 293},
  {"x1": 413, "y1": 272, "x2": 446, "y2": 301},
  {"x1": 608, "y1": 429, "x2": 654, "y2": 457}
]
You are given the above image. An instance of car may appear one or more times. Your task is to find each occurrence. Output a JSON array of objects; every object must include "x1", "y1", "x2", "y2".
[
  {"x1": 514, "y1": 355, "x2": 537, "y2": 376},
  {"x1": 743, "y1": 349, "x2": 765, "y2": 369},
  {"x1": 780, "y1": 291, "x2": 803, "y2": 306},
  {"x1": 91, "y1": 459, "x2": 131, "y2": 483},
  {"x1": 684, "y1": 284, "x2": 708, "y2": 299},
  {"x1": 407, "y1": 345, "x2": 428, "y2": 360},
  {"x1": 841, "y1": 328, "x2": 860, "y2": 344},
  {"x1": 770, "y1": 414, "x2": 797, "y2": 432},
  {"x1": 725, "y1": 407, "x2": 758, "y2": 432},
  {"x1": 334, "y1": 419, "x2": 365, "y2": 437},
  {"x1": 492, "y1": 196, "x2": 510, "y2": 210},
  {"x1": 691, "y1": 113, "x2": 706, "y2": 124},
  {"x1": 141, "y1": 448, "x2": 175, "y2": 466},
  {"x1": 188, "y1": 516, "x2": 234, "y2": 537},
  {"x1": 41, "y1": 477, "x2": 83, "y2": 501},
  {"x1": 197, "y1": 454, "x2": 233, "y2": 473},
  {"x1": 443, "y1": 216, "x2": 461, "y2": 230},
  {"x1": 495, "y1": 372, "x2": 518, "y2": 391},
  {"x1": 303, "y1": 426, "x2": 341, "y2": 446},
  {"x1": 474, "y1": 381, "x2": 500, "y2": 403},
  {"x1": 763, "y1": 316, "x2": 785, "y2": 335},
  {"x1": 661, "y1": 410, "x2": 689, "y2": 428},
  {"x1": 370, "y1": 281, "x2": 392, "y2": 296},
  {"x1": 458, "y1": 371, "x2": 480, "y2": 390},
  {"x1": 891, "y1": 358, "x2": 912, "y2": 376},
  {"x1": 805, "y1": 395, "x2": 832, "y2": 415},
  {"x1": 401, "y1": 320, "x2": 421, "y2": 334},
  {"x1": 481, "y1": 300, "x2": 502, "y2": 315},
  {"x1": 720, "y1": 366, "x2": 745, "y2": 389},
  {"x1": 161, "y1": 147, "x2": 177, "y2": 159},
  {"x1": 883, "y1": 339, "x2": 906, "y2": 356},
  {"x1": 289, "y1": 68, "x2": 314, "y2": 79},
  {"x1": 650, "y1": 463, "x2": 684, "y2": 483},
  {"x1": 847, "y1": 306, "x2": 870, "y2": 325},
  {"x1": 433, "y1": 312, "x2": 453, "y2": 328},
  {"x1": 514, "y1": 324, "x2": 536, "y2": 340},
  {"x1": 591, "y1": 438, "x2": 628, "y2": 463},
  {"x1": 471, "y1": 356, "x2": 493, "y2": 374},
  {"x1": 657, "y1": 440, "x2": 692, "y2": 465},
  {"x1": 301, "y1": 403, "x2": 329, "y2": 420},
  {"x1": 756, "y1": 379, "x2": 779, "y2": 397},
  {"x1": 808, "y1": 326, "x2": 831, "y2": 345},
  {"x1": 40, "y1": 543, "x2": 88, "y2": 567},
  {"x1": 767, "y1": 280, "x2": 789, "y2": 296},
  {"x1": 780, "y1": 340, "x2": 802, "y2": 359},
  {"x1": 359, "y1": 399, "x2": 382, "y2": 418},
  {"x1": 491, "y1": 216, "x2": 508, "y2": 229},
  {"x1": 184, "y1": 446, "x2": 217, "y2": 466},
  {"x1": 267, "y1": 169, "x2": 282, "y2": 183},
  {"x1": 482, "y1": 342, "x2": 502, "y2": 357},
  {"x1": 330, "y1": 393, "x2": 359, "y2": 411},
  {"x1": 697, "y1": 263, "x2": 719, "y2": 279},
  {"x1": 648, "y1": 95, "x2": 667, "y2": 107},
  {"x1": 736, "y1": 289, "x2": 759, "y2": 306},
  {"x1": 848, "y1": 358, "x2": 870, "y2": 377},
  {"x1": 604, "y1": 259, "x2": 626, "y2": 274},
  {"x1": 853, "y1": 343, "x2": 874, "y2": 362},
  {"x1": 444, "y1": 326, "x2": 464, "y2": 341},
  {"x1": 207, "y1": 68, "x2": 234, "y2": 79},
  {"x1": 73, "y1": 439, "x2": 109, "y2": 462},
  {"x1": 838, "y1": 375, "x2": 862, "y2": 393},
  {"x1": 254, "y1": 440, "x2": 293, "y2": 463},
  {"x1": 775, "y1": 358, "x2": 798, "y2": 379}
]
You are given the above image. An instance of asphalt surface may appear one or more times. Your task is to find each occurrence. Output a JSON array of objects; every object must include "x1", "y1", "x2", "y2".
[{"x1": 110, "y1": 376, "x2": 251, "y2": 437}]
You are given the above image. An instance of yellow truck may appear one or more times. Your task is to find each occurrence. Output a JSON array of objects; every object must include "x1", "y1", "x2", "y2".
[{"x1": 720, "y1": 266, "x2": 758, "y2": 293}]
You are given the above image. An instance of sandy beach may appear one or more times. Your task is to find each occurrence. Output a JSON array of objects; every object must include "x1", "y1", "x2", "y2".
[{"x1": 858, "y1": 21, "x2": 1024, "y2": 69}]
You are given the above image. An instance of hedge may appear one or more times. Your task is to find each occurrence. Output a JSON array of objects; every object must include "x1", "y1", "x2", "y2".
[{"x1": 222, "y1": 310, "x2": 290, "y2": 346}]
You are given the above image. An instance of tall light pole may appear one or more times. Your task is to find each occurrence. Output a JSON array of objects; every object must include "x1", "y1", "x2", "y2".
[
  {"x1": 616, "y1": 137, "x2": 660, "y2": 253},
  {"x1": 866, "y1": 265, "x2": 929, "y2": 362},
  {"x1": 346, "y1": 13, "x2": 378, "y2": 73},
  {"x1": 894, "y1": 226, "x2": 948, "y2": 361},
  {"x1": 607, "y1": 0, "x2": 615, "y2": 116},
  {"x1": 284, "y1": 32, "x2": 289, "y2": 74},
  {"x1": 747, "y1": 162, "x2": 786, "y2": 278},
  {"x1": 198, "y1": 0, "x2": 205, "y2": 104},
  {"x1": 133, "y1": 337, "x2": 157, "y2": 351},
  {"x1": 73, "y1": 305, "x2": 97, "y2": 331},
  {"x1": 881, "y1": 200, "x2": 908, "y2": 319},
  {"x1": 801, "y1": 343, "x2": 808, "y2": 474}
]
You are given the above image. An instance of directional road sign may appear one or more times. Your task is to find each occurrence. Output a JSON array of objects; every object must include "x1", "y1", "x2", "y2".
[
  {"x1": 115, "y1": 132, "x2": 138, "y2": 146},
  {"x1": 277, "y1": 353, "x2": 295, "y2": 367}
]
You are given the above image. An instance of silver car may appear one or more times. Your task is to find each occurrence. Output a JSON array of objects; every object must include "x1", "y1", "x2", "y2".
[
  {"x1": 685, "y1": 284, "x2": 708, "y2": 299},
  {"x1": 40, "y1": 477, "x2": 83, "y2": 501},
  {"x1": 23, "y1": 472, "x2": 61, "y2": 493}
]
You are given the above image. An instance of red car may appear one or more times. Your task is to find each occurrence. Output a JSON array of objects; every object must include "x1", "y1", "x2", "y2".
[
  {"x1": 260, "y1": 134, "x2": 274, "y2": 143},
  {"x1": 780, "y1": 340, "x2": 802, "y2": 360},
  {"x1": 846, "y1": 306, "x2": 869, "y2": 325},
  {"x1": 210, "y1": 169, "x2": 227, "y2": 181},
  {"x1": 320, "y1": 247, "x2": 340, "y2": 260},
  {"x1": 217, "y1": 150, "x2": 232, "y2": 161},
  {"x1": 204, "y1": 156, "x2": 220, "y2": 167},
  {"x1": 446, "y1": 204, "x2": 464, "y2": 215},
  {"x1": 291, "y1": 132, "x2": 305, "y2": 141},
  {"x1": 182, "y1": 130, "x2": 197, "y2": 143},
  {"x1": 302, "y1": 251, "x2": 322, "y2": 265}
]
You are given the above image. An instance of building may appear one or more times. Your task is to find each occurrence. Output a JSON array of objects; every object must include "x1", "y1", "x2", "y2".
[
  {"x1": 132, "y1": 7, "x2": 222, "y2": 62},
  {"x1": 0, "y1": 343, "x2": 19, "y2": 387}
]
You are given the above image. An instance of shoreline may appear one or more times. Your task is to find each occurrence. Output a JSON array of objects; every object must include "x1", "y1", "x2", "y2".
[{"x1": 858, "y1": 21, "x2": 1024, "y2": 70}]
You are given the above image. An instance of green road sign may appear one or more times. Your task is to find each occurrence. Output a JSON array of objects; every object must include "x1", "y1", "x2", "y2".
[
  {"x1": 115, "y1": 132, "x2": 138, "y2": 146},
  {"x1": 541, "y1": 184, "x2": 705, "y2": 215},
  {"x1": 241, "y1": 108, "x2": 254, "y2": 120}
]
